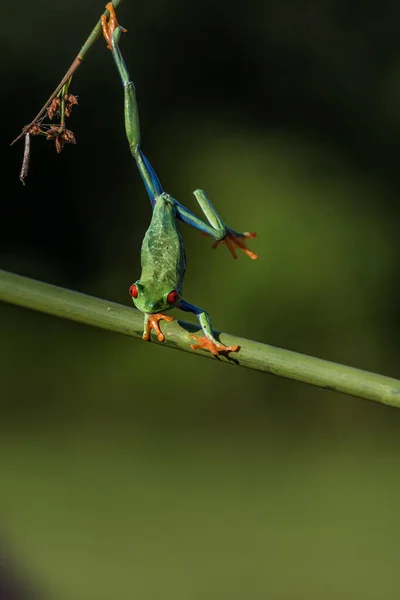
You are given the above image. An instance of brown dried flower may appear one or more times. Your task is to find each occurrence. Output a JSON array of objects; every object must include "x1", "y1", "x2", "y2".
[
  {"x1": 28, "y1": 123, "x2": 43, "y2": 136},
  {"x1": 46, "y1": 125, "x2": 76, "y2": 153},
  {"x1": 47, "y1": 97, "x2": 61, "y2": 120},
  {"x1": 64, "y1": 94, "x2": 79, "y2": 117}
]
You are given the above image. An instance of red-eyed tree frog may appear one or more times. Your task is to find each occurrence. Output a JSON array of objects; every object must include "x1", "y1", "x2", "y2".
[{"x1": 102, "y1": 4, "x2": 258, "y2": 356}]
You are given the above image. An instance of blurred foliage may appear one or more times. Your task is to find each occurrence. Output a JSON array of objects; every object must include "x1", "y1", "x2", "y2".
[{"x1": 1, "y1": 0, "x2": 400, "y2": 597}]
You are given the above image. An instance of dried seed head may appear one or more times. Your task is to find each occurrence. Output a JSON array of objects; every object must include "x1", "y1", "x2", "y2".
[
  {"x1": 63, "y1": 128, "x2": 76, "y2": 144},
  {"x1": 46, "y1": 125, "x2": 61, "y2": 139},
  {"x1": 28, "y1": 123, "x2": 43, "y2": 136},
  {"x1": 64, "y1": 94, "x2": 79, "y2": 118},
  {"x1": 47, "y1": 97, "x2": 61, "y2": 120},
  {"x1": 46, "y1": 125, "x2": 76, "y2": 153}
]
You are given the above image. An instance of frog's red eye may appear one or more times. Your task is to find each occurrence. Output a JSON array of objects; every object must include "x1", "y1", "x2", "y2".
[
  {"x1": 129, "y1": 284, "x2": 138, "y2": 298},
  {"x1": 167, "y1": 290, "x2": 179, "y2": 304}
]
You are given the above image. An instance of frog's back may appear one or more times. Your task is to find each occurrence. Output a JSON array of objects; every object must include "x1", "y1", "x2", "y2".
[{"x1": 140, "y1": 193, "x2": 186, "y2": 289}]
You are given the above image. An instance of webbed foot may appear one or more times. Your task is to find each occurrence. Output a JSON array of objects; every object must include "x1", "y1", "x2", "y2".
[
  {"x1": 143, "y1": 313, "x2": 174, "y2": 342},
  {"x1": 101, "y1": 2, "x2": 127, "y2": 50},
  {"x1": 214, "y1": 230, "x2": 257, "y2": 260},
  {"x1": 189, "y1": 334, "x2": 239, "y2": 356},
  {"x1": 203, "y1": 230, "x2": 258, "y2": 259}
]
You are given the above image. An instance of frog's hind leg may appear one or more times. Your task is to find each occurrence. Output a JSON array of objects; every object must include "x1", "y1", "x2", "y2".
[
  {"x1": 102, "y1": 6, "x2": 163, "y2": 208},
  {"x1": 175, "y1": 189, "x2": 257, "y2": 260}
]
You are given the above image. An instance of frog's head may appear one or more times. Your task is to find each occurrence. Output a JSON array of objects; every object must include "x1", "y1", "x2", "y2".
[{"x1": 129, "y1": 281, "x2": 180, "y2": 314}]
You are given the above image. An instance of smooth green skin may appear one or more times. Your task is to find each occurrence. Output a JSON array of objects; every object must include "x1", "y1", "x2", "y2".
[
  {"x1": 133, "y1": 194, "x2": 185, "y2": 316},
  {"x1": 108, "y1": 26, "x2": 246, "y2": 350}
]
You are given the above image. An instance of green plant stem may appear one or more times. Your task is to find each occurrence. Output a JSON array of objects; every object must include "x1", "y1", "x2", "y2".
[
  {"x1": 11, "y1": 0, "x2": 125, "y2": 146},
  {"x1": 1, "y1": 269, "x2": 399, "y2": 408}
]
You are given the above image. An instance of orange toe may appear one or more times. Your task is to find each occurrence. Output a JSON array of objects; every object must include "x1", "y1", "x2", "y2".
[
  {"x1": 143, "y1": 313, "x2": 174, "y2": 342},
  {"x1": 211, "y1": 231, "x2": 258, "y2": 260},
  {"x1": 189, "y1": 334, "x2": 239, "y2": 356},
  {"x1": 101, "y1": 2, "x2": 127, "y2": 50}
]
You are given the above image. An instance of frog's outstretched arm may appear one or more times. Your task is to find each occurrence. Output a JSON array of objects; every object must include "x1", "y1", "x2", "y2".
[{"x1": 102, "y1": 5, "x2": 257, "y2": 260}]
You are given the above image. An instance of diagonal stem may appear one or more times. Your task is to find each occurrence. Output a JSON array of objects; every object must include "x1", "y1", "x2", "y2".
[
  {"x1": 1, "y1": 268, "x2": 400, "y2": 408},
  {"x1": 11, "y1": 0, "x2": 125, "y2": 146}
]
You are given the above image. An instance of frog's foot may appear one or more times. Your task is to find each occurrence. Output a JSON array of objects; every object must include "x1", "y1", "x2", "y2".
[
  {"x1": 189, "y1": 334, "x2": 239, "y2": 356},
  {"x1": 101, "y1": 2, "x2": 127, "y2": 50},
  {"x1": 143, "y1": 313, "x2": 174, "y2": 342},
  {"x1": 210, "y1": 231, "x2": 258, "y2": 260}
]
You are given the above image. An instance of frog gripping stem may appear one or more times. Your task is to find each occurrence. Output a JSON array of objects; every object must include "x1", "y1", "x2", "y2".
[
  {"x1": 190, "y1": 335, "x2": 240, "y2": 356},
  {"x1": 101, "y1": 2, "x2": 127, "y2": 50},
  {"x1": 143, "y1": 313, "x2": 174, "y2": 342}
]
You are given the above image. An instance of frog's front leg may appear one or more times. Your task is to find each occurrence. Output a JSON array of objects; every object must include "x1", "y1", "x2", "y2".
[
  {"x1": 178, "y1": 300, "x2": 239, "y2": 356},
  {"x1": 143, "y1": 313, "x2": 174, "y2": 342}
]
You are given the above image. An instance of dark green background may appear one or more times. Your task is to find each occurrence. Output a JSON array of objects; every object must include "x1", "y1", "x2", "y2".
[{"x1": 2, "y1": 1, "x2": 400, "y2": 598}]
